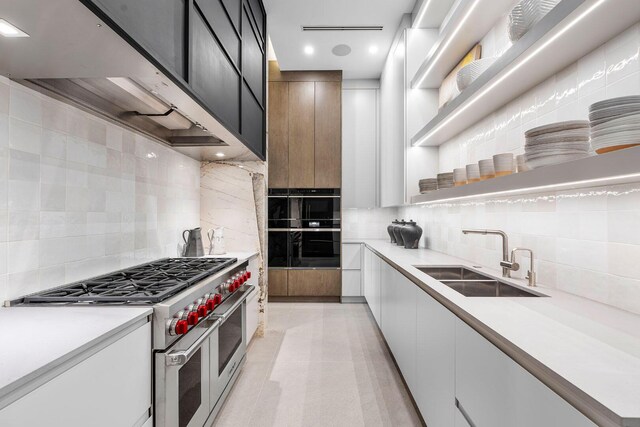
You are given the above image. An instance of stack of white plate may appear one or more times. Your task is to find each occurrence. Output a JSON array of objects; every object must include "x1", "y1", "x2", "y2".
[
  {"x1": 437, "y1": 173, "x2": 454, "y2": 189},
  {"x1": 524, "y1": 121, "x2": 591, "y2": 169},
  {"x1": 508, "y1": 0, "x2": 560, "y2": 42},
  {"x1": 589, "y1": 96, "x2": 640, "y2": 154},
  {"x1": 456, "y1": 57, "x2": 497, "y2": 92},
  {"x1": 419, "y1": 178, "x2": 438, "y2": 194}
]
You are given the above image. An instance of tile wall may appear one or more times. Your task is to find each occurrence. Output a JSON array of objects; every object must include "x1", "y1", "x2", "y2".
[
  {"x1": 347, "y1": 23, "x2": 640, "y2": 314},
  {"x1": 0, "y1": 77, "x2": 201, "y2": 303}
]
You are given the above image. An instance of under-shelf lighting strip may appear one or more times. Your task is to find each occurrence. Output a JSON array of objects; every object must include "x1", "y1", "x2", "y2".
[
  {"x1": 412, "y1": 0, "x2": 482, "y2": 88},
  {"x1": 412, "y1": 0, "x2": 435, "y2": 28},
  {"x1": 413, "y1": 171, "x2": 640, "y2": 205},
  {"x1": 412, "y1": 0, "x2": 607, "y2": 147}
]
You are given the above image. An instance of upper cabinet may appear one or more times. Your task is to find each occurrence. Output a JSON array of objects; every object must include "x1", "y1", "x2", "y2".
[
  {"x1": 82, "y1": 0, "x2": 266, "y2": 159},
  {"x1": 268, "y1": 63, "x2": 342, "y2": 189}
]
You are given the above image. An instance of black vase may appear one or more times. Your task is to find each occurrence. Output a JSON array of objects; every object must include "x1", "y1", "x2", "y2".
[
  {"x1": 392, "y1": 220, "x2": 407, "y2": 246},
  {"x1": 387, "y1": 220, "x2": 399, "y2": 243},
  {"x1": 401, "y1": 220, "x2": 422, "y2": 249}
]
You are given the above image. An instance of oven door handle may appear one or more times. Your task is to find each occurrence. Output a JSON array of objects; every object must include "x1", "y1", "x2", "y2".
[
  {"x1": 211, "y1": 285, "x2": 254, "y2": 324},
  {"x1": 165, "y1": 317, "x2": 221, "y2": 366}
]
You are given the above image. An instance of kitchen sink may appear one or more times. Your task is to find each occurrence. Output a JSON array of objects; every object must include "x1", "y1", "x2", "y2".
[{"x1": 414, "y1": 266, "x2": 541, "y2": 297}]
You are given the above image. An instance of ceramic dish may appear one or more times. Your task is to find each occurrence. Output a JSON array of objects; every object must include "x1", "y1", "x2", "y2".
[
  {"x1": 508, "y1": 0, "x2": 561, "y2": 42},
  {"x1": 456, "y1": 57, "x2": 498, "y2": 91}
]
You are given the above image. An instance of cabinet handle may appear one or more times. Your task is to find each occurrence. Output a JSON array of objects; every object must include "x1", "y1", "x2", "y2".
[{"x1": 455, "y1": 398, "x2": 477, "y2": 427}]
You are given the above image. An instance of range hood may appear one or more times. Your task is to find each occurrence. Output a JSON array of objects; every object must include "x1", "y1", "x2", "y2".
[{"x1": 0, "y1": 0, "x2": 258, "y2": 161}]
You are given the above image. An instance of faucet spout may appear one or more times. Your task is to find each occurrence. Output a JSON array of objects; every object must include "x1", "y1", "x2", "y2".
[{"x1": 461, "y1": 229, "x2": 510, "y2": 277}]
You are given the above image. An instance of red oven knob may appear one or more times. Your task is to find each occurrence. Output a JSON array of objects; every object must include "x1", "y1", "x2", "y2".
[
  {"x1": 187, "y1": 311, "x2": 199, "y2": 325},
  {"x1": 240, "y1": 273, "x2": 247, "y2": 283},
  {"x1": 233, "y1": 279, "x2": 241, "y2": 289},
  {"x1": 175, "y1": 320, "x2": 189, "y2": 335},
  {"x1": 206, "y1": 298, "x2": 216, "y2": 311},
  {"x1": 197, "y1": 304, "x2": 208, "y2": 318},
  {"x1": 246, "y1": 271, "x2": 251, "y2": 279},
  {"x1": 213, "y1": 294, "x2": 222, "y2": 304}
]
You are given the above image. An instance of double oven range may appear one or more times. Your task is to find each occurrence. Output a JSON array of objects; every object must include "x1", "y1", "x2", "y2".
[
  {"x1": 268, "y1": 188, "x2": 341, "y2": 269},
  {"x1": 9, "y1": 257, "x2": 254, "y2": 427}
]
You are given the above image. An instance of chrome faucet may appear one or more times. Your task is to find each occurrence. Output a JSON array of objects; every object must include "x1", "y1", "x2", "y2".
[
  {"x1": 461, "y1": 229, "x2": 510, "y2": 277},
  {"x1": 500, "y1": 248, "x2": 536, "y2": 287}
]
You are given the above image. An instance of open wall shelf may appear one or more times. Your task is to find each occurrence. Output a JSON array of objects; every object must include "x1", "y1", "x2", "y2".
[
  {"x1": 410, "y1": 146, "x2": 640, "y2": 205},
  {"x1": 411, "y1": 0, "x2": 640, "y2": 147}
]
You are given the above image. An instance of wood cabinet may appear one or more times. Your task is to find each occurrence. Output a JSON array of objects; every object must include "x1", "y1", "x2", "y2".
[
  {"x1": 268, "y1": 82, "x2": 289, "y2": 188},
  {"x1": 0, "y1": 322, "x2": 151, "y2": 427},
  {"x1": 314, "y1": 81, "x2": 342, "y2": 188},
  {"x1": 267, "y1": 62, "x2": 342, "y2": 189},
  {"x1": 287, "y1": 269, "x2": 341, "y2": 297},
  {"x1": 455, "y1": 319, "x2": 595, "y2": 427},
  {"x1": 288, "y1": 82, "x2": 316, "y2": 188},
  {"x1": 268, "y1": 269, "x2": 288, "y2": 297}
]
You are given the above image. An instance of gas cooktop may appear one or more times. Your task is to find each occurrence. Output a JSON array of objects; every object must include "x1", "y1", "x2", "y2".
[{"x1": 15, "y1": 257, "x2": 238, "y2": 305}]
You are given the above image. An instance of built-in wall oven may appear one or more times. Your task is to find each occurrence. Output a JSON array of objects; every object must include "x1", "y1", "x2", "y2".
[
  {"x1": 155, "y1": 286, "x2": 253, "y2": 427},
  {"x1": 268, "y1": 189, "x2": 341, "y2": 269}
]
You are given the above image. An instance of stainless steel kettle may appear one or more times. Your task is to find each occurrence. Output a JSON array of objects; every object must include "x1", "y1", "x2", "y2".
[{"x1": 182, "y1": 228, "x2": 204, "y2": 257}]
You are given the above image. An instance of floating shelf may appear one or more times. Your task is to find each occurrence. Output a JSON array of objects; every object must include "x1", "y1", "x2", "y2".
[
  {"x1": 410, "y1": 146, "x2": 640, "y2": 205},
  {"x1": 411, "y1": 0, "x2": 640, "y2": 147},
  {"x1": 410, "y1": 0, "x2": 517, "y2": 89}
]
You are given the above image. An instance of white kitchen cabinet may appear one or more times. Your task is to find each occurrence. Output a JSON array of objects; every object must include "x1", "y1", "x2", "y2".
[
  {"x1": 342, "y1": 243, "x2": 362, "y2": 270},
  {"x1": 342, "y1": 243, "x2": 363, "y2": 299},
  {"x1": 363, "y1": 248, "x2": 382, "y2": 326},
  {"x1": 393, "y1": 268, "x2": 417, "y2": 391},
  {"x1": 380, "y1": 260, "x2": 396, "y2": 351},
  {"x1": 342, "y1": 270, "x2": 362, "y2": 297},
  {"x1": 455, "y1": 320, "x2": 596, "y2": 427},
  {"x1": 415, "y1": 289, "x2": 456, "y2": 427},
  {"x1": 0, "y1": 322, "x2": 152, "y2": 427},
  {"x1": 342, "y1": 84, "x2": 379, "y2": 209}
]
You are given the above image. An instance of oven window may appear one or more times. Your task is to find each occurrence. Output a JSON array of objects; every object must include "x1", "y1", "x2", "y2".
[
  {"x1": 268, "y1": 197, "x2": 289, "y2": 228},
  {"x1": 218, "y1": 307, "x2": 243, "y2": 375},
  {"x1": 291, "y1": 231, "x2": 341, "y2": 268},
  {"x1": 178, "y1": 348, "x2": 202, "y2": 427},
  {"x1": 267, "y1": 231, "x2": 288, "y2": 267}
]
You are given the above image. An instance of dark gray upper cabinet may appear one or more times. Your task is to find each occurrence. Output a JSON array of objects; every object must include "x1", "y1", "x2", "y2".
[
  {"x1": 242, "y1": 7, "x2": 264, "y2": 105},
  {"x1": 88, "y1": 0, "x2": 187, "y2": 79},
  {"x1": 222, "y1": 0, "x2": 242, "y2": 32},
  {"x1": 242, "y1": 82, "x2": 264, "y2": 155},
  {"x1": 191, "y1": 7, "x2": 240, "y2": 131},
  {"x1": 196, "y1": 0, "x2": 241, "y2": 66},
  {"x1": 247, "y1": 0, "x2": 265, "y2": 42},
  {"x1": 81, "y1": 0, "x2": 266, "y2": 159}
]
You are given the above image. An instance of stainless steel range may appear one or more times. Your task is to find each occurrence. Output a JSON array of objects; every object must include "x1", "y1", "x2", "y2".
[{"x1": 9, "y1": 257, "x2": 255, "y2": 427}]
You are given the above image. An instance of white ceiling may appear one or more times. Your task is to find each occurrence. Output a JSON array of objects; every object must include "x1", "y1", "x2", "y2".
[{"x1": 264, "y1": 0, "x2": 416, "y2": 79}]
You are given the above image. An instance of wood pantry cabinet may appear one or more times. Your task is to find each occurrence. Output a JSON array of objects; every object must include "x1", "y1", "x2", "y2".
[{"x1": 267, "y1": 62, "x2": 342, "y2": 189}]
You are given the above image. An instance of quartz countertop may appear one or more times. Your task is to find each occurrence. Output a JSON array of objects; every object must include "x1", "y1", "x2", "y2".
[
  {"x1": 0, "y1": 306, "x2": 152, "y2": 408},
  {"x1": 344, "y1": 238, "x2": 640, "y2": 427}
]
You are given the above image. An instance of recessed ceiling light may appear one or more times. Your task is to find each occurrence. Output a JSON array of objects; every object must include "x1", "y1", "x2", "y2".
[
  {"x1": 304, "y1": 45, "x2": 314, "y2": 55},
  {"x1": 215, "y1": 152, "x2": 225, "y2": 158},
  {"x1": 368, "y1": 45, "x2": 379, "y2": 54},
  {"x1": 0, "y1": 19, "x2": 29, "y2": 38}
]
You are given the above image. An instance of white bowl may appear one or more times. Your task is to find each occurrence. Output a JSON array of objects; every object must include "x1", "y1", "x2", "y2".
[
  {"x1": 456, "y1": 57, "x2": 498, "y2": 92},
  {"x1": 492, "y1": 153, "x2": 514, "y2": 172},
  {"x1": 466, "y1": 164, "x2": 481, "y2": 181},
  {"x1": 508, "y1": 0, "x2": 560, "y2": 42}
]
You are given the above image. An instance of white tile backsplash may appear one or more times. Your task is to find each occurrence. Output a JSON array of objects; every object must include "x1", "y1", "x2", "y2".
[
  {"x1": 346, "y1": 25, "x2": 640, "y2": 314},
  {"x1": 0, "y1": 79, "x2": 201, "y2": 303}
]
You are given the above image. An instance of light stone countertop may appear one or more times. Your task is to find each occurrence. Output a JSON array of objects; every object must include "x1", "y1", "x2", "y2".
[
  {"x1": 344, "y1": 238, "x2": 640, "y2": 427},
  {"x1": 0, "y1": 306, "x2": 152, "y2": 408}
]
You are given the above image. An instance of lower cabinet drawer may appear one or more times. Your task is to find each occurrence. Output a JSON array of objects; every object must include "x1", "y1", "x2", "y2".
[
  {"x1": 0, "y1": 322, "x2": 151, "y2": 427},
  {"x1": 287, "y1": 269, "x2": 341, "y2": 296},
  {"x1": 341, "y1": 269, "x2": 362, "y2": 297}
]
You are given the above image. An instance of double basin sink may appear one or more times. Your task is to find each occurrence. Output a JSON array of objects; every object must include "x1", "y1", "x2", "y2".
[{"x1": 414, "y1": 266, "x2": 543, "y2": 297}]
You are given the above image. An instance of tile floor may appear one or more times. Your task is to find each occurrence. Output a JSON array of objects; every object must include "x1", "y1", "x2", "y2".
[{"x1": 213, "y1": 303, "x2": 423, "y2": 427}]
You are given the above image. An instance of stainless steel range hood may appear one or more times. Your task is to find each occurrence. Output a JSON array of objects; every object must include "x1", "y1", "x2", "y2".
[{"x1": 0, "y1": 0, "x2": 257, "y2": 161}]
